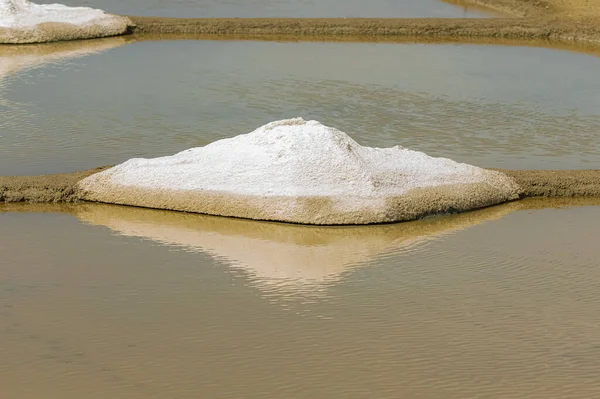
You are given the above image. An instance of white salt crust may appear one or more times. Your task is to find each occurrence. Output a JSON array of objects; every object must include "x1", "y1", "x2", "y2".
[
  {"x1": 0, "y1": 0, "x2": 131, "y2": 43},
  {"x1": 85, "y1": 118, "x2": 501, "y2": 196},
  {"x1": 79, "y1": 118, "x2": 521, "y2": 225}
]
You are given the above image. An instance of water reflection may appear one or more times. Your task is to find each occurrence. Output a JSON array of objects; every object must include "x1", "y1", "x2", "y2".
[
  {"x1": 0, "y1": 37, "x2": 127, "y2": 86},
  {"x1": 1, "y1": 200, "x2": 600, "y2": 398},
  {"x1": 2, "y1": 38, "x2": 599, "y2": 175},
  {"x1": 6, "y1": 199, "x2": 598, "y2": 298},
  {"x1": 0, "y1": 37, "x2": 127, "y2": 148},
  {"x1": 73, "y1": 203, "x2": 516, "y2": 294}
]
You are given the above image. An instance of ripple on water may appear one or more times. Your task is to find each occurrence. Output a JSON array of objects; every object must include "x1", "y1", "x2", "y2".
[
  {"x1": 1, "y1": 202, "x2": 600, "y2": 397},
  {"x1": 1, "y1": 40, "x2": 599, "y2": 175}
]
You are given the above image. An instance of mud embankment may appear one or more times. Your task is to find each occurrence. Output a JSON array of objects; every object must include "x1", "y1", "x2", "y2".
[
  {"x1": 126, "y1": 16, "x2": 600, "y2": 46},
  {"x1": 0, "y1": 167, "x2": 109, "y2": 203},
  {"x1": 498, "y1": 169, "x2": 600, "y2": 198},
  {"x1": 2, "y1": 168, "x2": 599, "y2": 204},
  {"x1": 123, "y1": 0, "x2": 600, "y2": 47}
]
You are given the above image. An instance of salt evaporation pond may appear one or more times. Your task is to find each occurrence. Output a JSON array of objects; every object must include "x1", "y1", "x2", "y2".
[
  {"x1": 35, "y1": 0, "x2": 496, "y2": 18},
  {"x1": 1, "y1": 39, "x2": 599, "y2": 176}
]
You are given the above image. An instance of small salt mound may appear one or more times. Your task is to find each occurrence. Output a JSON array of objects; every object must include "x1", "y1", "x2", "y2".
[
  {"x1": 0, "y1": 0, "x2": 132, "y2": 44},
  {"x1": 78, "y1": 118, "x2": 522, "y2": 225}
]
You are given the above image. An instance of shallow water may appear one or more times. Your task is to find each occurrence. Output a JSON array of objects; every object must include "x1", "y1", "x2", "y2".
[
  {"x1": 37, "y1": 0, "x2": 495, "y2": 18},
  {"x1": 1, "y1": 199, "x2": 600, "y2": 398},
  {"x1": 1, "y1": 38, "x2": 599, "y2": 175}
]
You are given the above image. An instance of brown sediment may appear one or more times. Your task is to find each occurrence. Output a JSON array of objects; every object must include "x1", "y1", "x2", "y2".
[
  {"x1": 443, "y1": 0, "x2": 545, "y2": 17},
  {"x1": 127, "y1": 17, "x2": 600, "y2": 46},
  {"x1": 0, "y1": 167, "x2": 110, "y2": 203},
  {"x1": 498, "y1": 169, "x2": 600, "y2": 198},
  {"x1": 123, "y1": 0, "x2": 600, "y2": 48}
]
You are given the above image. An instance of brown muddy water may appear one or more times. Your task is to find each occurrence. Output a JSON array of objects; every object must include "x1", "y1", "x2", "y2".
[
  {"x1": 1, "y1": 199, "x2": 600, "y2": 398},
  {"x1": 37, "y1": 0, "x2": 495, "y2": 18},
  {"x1": 1, "y1": 37, "x2": 599, "y2": 176}
]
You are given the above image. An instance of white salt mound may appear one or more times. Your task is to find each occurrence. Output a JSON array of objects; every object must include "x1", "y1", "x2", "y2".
[
  {"x1": 78, "y1": 118, "x2": 522, "y2": 225},
  {"x1": 0, "y1": 0, "x2": 132, "y2": 43}
]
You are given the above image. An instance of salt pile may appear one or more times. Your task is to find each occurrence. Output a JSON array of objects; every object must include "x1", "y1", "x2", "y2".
[
  {"x1": 0, "y1": 0, "x2": 132, "y2": 43},
  {"x1": 78, "y1": 118, "x2": 522, "y2": 225}
]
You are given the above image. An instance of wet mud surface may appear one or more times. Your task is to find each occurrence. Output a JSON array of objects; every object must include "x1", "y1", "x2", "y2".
[
  {"x1": 499, "y1": 169, "x2": 600, "y2": 198},
  {"x1": 0, "y1": 167, "x2": 109, "y2": 203}
]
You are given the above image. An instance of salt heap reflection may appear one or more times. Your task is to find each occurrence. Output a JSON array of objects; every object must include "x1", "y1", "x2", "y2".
[
  {"x1": 73, "y1": 202, "x2": 520, "y2": 297},
  {"x1": 0, "y1": 35, "x2": 126, "y2": 81},
  {"x1": 0, "y1": 37, "x2": 126, "y2": 133}
]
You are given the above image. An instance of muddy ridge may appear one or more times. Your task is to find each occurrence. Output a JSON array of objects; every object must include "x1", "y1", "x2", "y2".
[
  {"x1": 498, "y1": 169, "x2": 600, "y2": 198},
  {"x1": 0, "y1": 167, "x2": 110, "y2": 203},
  {"x1": 2, "y1": 168, "x2": 599, "y2": 206},
  {"x1": 128, "y1": 17, "x2": 600, "y2": 46},
  {"x1": 125, "y1": 0, "x2": 600, "y2": 47}
]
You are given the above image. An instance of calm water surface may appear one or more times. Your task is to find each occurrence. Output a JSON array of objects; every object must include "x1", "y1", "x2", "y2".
[
  {"x1": 1, "y1": 37, "x2": 599, "y2": 175},
  {"x1": 1, "y1": 199, "x2": 600, "y2": 398},
  {"x1": 37, "y1": 0, "x2": 495, "y2": 18}
]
